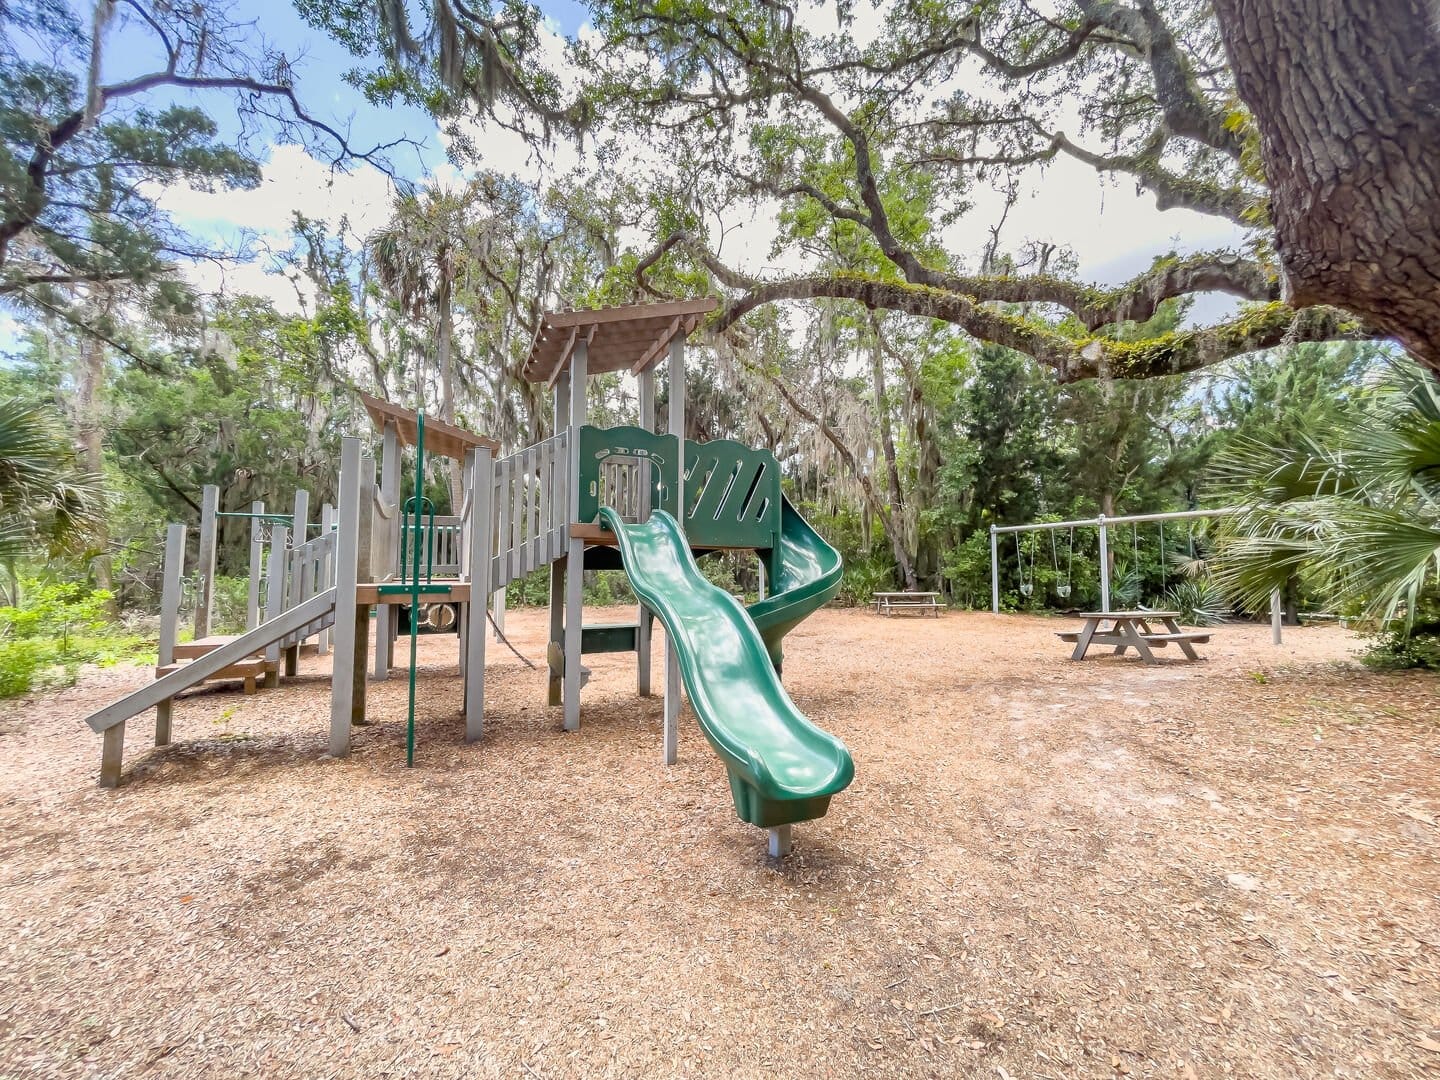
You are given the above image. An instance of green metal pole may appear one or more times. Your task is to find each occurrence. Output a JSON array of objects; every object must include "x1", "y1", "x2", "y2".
[{"x1": 407, "y1": 414, "x2": 425, "y2": 767}]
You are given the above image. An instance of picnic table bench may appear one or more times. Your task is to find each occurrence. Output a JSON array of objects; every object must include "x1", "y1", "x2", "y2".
[
  {"x1": 1058, "y1": 611, "x2": 1209, "y2": 664},
  {"x1": 872, "y1": 591, "x2": 944, "y2": 617}
]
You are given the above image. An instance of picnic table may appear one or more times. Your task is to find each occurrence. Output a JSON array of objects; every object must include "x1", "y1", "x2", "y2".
[
  {"x1": 1056, "y1": 610, "x2": 1209, "y2": 664},
  {"x1": 872, "y1": 591, "x2": 944, "y2": 617}
]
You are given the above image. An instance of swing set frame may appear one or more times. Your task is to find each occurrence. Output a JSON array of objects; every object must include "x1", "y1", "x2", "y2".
[{"x1": 988, "y1": 507, "x2": 1285, "y2": 644}]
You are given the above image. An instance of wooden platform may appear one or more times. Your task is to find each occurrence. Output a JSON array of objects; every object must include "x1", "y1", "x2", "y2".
[
  {"x1": 355, "y1": 582, "x2": 472, "y2": 604},
  {"x1": 155, "y1": 657, "x2": 276, "y2": 694},
  {"x1": 568, "y1": 522, "x2": 758, "y2": 550},
  {"x1": 172, "y1": 635, "x2": 241, "y2": 660}
]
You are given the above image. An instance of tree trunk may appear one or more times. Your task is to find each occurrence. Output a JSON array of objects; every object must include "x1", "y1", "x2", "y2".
[
  {"x1": 436, "y1": 270, "x2": 463, "y2": 505},
  {"x1": 867, "y1": 324, "x2": 915, "y2": 589},
  {"x1": 73, "y1": 314, "x2": 115, "y2": 612},
  {"x1": 765, "y1": 371, "x2": 918, "y2": 589},
  {"x1": 1211, "y1": 0, "x2": 1440, "y2": 367}
]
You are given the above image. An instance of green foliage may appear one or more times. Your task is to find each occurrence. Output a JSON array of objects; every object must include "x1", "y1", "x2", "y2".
[
  {"x1": 1361, "y1": 628, "x2": 1440, "y2": 671},
  {"x1": 0, "y1": 397, "x2": 105, "y2": 560},
  {"x1": 0, "y1": 5, "x2": 264, "y2": 339},
  {"x1": 1209, "y1": 356, "x2": 1440, "y2": 629},
  {"x1": 837, "y1": 559, "x2": 894, "y2": 607},
  {"x1": 1162, "y1": 579, "x2": 1228, "y2": 627},
  {"x1": 0, "y1": 640, "x2": 47, "y2": 698},
  {"x1": 0, "y1": 579, "x2": 146, "y2": 698}
]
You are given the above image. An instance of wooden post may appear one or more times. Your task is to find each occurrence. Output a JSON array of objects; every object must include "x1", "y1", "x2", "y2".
[
  {"x1": 662, "y1": 338, "x2": 685, "y2": 753},
  {"x1": 1097, "y1": 516, "x2": 1111, "y2": 613},
  {"x1": 155, "y1": 522, "x2": 186, "y2": 746},
  {"x1": 285, "y1": 489, "x2": 309, "y2": 672},
  {"x1": 492, "y1": 588, "x2": 506, "y2": 640},
  {"x1": 465, "y1": 447, "x2": 493, "y2": 741},
  {"x1": 373, "y1": 419, "x2": 400, "y2": 680},
  {"x1": 194, "y1": 483, "x2": 219, "y2": 638},
  {"x1": 637, "y1": 366, "x2": 655, "y2": 697},
  {"x1": 317, "y1": 503, "x2": 334, "y2": 655},
  {"x1": 99, "y1": 720, "x2": 125, "y2": 788},
  {"x1": 663, "y1": 627, "x2": 680, "y2": 765},
  {"x1": 548, "y1": 367, "x2": 571, "y2": 708},
  {"x1": 563, "y1": 340, "x2": 587, "y2": 732},
  {"x1": 458, "y1": 447, "x2": 475, "y2": 679},
  {"x1": 352, "y1": 452, "x2": 374, "y2": 728},
  {"x1": 329, "y1": 437, "x2": 363, "y2": 757},
  {"x1": 246, "y1": 500, "x2": 265, "y2": 630},
  {"x1": 668, "y1": 337, "x2": 686, "y2": 525},
  {"x1": 264, "y1": 524, "x2": 289, "y2": 684}
]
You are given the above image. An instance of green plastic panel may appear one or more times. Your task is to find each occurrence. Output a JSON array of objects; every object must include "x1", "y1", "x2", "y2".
[
  {"x1": 576, "y1": 425, "x2": 679, "y2": 524},
  {"x1": 682, "y1": 438, "x2": 781, "y2": 551},
  {"x1": 577, "y1": 427, "x2": 783, "y2": 551},
  {"x1": 580, "y1": 623, "x2": 638, "y2": 654}
]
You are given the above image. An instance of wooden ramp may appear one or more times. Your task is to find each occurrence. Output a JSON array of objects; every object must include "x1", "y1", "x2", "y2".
[{"x1": 83, "y1": 588, "x2": 338, "y2": 787}]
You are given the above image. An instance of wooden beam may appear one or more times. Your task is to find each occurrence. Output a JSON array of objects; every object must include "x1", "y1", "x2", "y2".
[
  {"x1": 329, "y1": 437, "x2": 363, "y2": 756},
  {"x1": 544, "y1": 324, "x2": 580, "y2": 390},
  {"x1": 354, "y1": 583, "x2": 473, "y2": 604},
  {"x1": 540, "y1": 297, "x2": 717, "y2": 329},
  {"x1": 630, "y1": 316, "x2": 682, "y2": 373}
]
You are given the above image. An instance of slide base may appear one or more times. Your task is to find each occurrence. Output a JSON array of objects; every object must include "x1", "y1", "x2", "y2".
[{"x1": 728, "y1": 772, "x2": 834, "y2": 829}]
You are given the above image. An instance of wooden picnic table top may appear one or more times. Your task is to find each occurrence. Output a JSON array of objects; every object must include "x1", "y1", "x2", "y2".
[
  {"x1": 874, "y1": 591, "x2": 941, "y2": 598},
  {"x1": 1078, "y1": 610, "x2": 1181, "y2": 620}
]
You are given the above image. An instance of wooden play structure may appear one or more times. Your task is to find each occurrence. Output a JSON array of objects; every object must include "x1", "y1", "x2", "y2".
[{"x1": 82, "y1": 299, "x2": 853, "y2": 854}]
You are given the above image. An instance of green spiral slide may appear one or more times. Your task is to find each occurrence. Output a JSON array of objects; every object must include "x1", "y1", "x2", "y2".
[{"x1": 599, "y1": 503, "x2": 852, "y2": 830}]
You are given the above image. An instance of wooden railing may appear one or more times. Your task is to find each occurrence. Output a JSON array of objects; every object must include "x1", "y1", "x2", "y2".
[
  {"x1": 487, "y1": 430, "x2": 569, "y2": 590},
  {"x1": 400, "y1": 515, "x2": 463, "y2": 578},
  {"x1": 277, "y1": 527, "x2": 339, "y2": 647}
]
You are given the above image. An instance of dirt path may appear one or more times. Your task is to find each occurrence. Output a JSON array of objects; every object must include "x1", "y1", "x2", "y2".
[{"x1": 1, "y1": 609, "x2": 1436, "y2": 1078}]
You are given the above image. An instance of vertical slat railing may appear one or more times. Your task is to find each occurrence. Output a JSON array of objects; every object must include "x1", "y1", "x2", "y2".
[
  {"x1": 481, "y1": 431, "x2": 568, "y2": 590},
  {"x1": 509, "y1": 450, "x2": 525, "y2": 584}
]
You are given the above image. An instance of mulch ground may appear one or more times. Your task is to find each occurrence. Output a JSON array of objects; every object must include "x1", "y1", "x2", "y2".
[{"x1": 1, "y1": 608, "x2": 1437, "y2": 1078}]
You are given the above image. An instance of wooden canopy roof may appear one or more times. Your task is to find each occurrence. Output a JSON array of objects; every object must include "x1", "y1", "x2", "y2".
[
  {"x1": 360, "y1": 391, "x2": 499, "y2": 461},
  {"x1": 522, "y1": 298, "x2": 718, "y2": 386}
]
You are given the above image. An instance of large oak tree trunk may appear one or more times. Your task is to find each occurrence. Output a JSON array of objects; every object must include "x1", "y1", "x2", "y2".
[
  {"x1": 868, "y1": 328, "x2": 917, "y2": 590},
  {"x1": 1211, "y1": 0, "x2": 1440, "y2": 367}
]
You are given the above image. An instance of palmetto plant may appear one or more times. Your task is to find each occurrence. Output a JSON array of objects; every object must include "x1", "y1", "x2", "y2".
[
  {"x1": 1208, "y1": 358, "x2": 1440, "y2": 630},
  {"x1": 0, "y1": 397, "x2": 105, "y2": 564}
]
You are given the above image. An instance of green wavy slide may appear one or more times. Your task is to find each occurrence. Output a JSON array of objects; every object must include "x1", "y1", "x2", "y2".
[{"x1": 599, "y1": 501, "x2": 853, "y2": 830}]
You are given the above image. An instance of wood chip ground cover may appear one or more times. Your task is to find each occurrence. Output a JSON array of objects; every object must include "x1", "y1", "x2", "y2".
[{"x1": 0, "y1": 609, "x2": 1437, "y2": 1077}]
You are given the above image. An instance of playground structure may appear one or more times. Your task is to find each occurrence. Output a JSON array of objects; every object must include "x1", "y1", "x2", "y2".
[
  {"x1": 82, "y1": 299, "x2": 852, "y2": 856},
  {"x1": 990, "y1": 507, "x2": 1285, "y2": 642}
]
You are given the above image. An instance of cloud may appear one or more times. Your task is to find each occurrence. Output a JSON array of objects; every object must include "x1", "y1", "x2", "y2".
[
  {"x1": 946, "y1": 155, "x2": 1247, "y2": 283},
  {"x1": 150, "y1": 144, "x2": 401, "y2": 312},
  {"x1": 156, "y1": 144, "x2": 399, "y2": 244}
]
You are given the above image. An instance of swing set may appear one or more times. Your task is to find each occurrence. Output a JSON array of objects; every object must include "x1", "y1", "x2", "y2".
[{"x1": 989, "y1": 507, "x2": 1282, "y2": 642}]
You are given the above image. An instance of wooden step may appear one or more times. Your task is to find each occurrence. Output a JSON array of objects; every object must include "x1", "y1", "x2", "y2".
[
  {"x1": 173, "y1": 635, "x2": 256, "y2": 660},
  {"x1": 155, "y1": 657, "x2": 277, "y2": 694},
  {"x1": 1142, "y1": 632, "x2": 1211, "y2": 644}
]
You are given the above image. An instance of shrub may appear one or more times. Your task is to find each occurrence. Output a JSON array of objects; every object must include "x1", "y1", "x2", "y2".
[
  {"x1": 0, "y1": 639, "x2": 47, "y2": 698},
  {"x1": 1362, "y1": 629, "x2": 1440, "y2": 671},
  {"x1": 1162, "y1": 579, "x2": 1228, "y2": 626},
  {"x1": 0, "y1": 580, "x2": 148, "y2": 698},
  {"x1": 837, "y1": 559, "x2": 894, "y2": 606}
]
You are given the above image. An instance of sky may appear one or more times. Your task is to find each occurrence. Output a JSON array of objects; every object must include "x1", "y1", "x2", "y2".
[{"x1": 2, "y1": 0, "x2": 1247, "y2": 349}]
